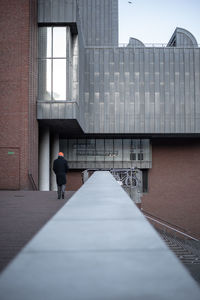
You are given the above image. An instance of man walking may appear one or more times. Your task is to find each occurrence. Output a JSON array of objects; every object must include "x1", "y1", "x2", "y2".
[{"x1": 53, "y1": 152, "x2": 69, "y2": 199}]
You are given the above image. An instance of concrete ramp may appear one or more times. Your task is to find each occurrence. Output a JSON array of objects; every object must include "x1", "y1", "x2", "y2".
[{"x1": 0, "y1": 171, "x2": 200, "y2": 299}]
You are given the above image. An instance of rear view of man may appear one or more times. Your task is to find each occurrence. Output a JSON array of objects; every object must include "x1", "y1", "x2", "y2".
[{"x1": 53, "y1": 152, "x2": 69, "y2": 199}]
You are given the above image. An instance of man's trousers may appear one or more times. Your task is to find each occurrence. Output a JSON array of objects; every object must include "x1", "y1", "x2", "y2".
[{"x1": 57, "y1": 184, "x2": 66, "y2": 199}]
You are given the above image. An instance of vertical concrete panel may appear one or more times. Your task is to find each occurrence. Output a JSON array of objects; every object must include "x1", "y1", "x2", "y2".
[
  {"x1": 39, "y1": 127, "x2": 50, "y2": 191},
  {"x1": 124, "y1": 50, "x2": 130, "y2": 133},
  {"x1": 149, "y1": 49, "x2": 155, "y2": 132},
  {"x1": 119, "y1": 49, "x2": 125, "y2": 133},
  {"x1": 179, "y1": 49, "x2": 185, "y2": 132},
  {"x1": 189, "y1": 50, "x2": 195, "y2": 132},
  {"x1": 144, "y1": 49, "x2": 150, "y2": 132},
  {"x1": 164, "y1": 48, "x2": 170, "y2": 132},
  {"x1": 139, "y1": 48, "x2": 145, "y2": 132},
  {"x1": 95, "y1": 0, "x2": 100, "y2": 45},
  {"x1": 111, "y1": 0, "x2": 118, "y2": 45},
  {"x1": 100, "y1": 0, "x2": 104, "y2": 45},
  {"x1": 50, "y1": 134, "x2": 59, "y2": 191},
  {"x1": 174, "y1": 49, "x2": 180, "y2": 132},
  {"x1": 184, "y1": 49, "x2": 190, "y2": 131},
  {"x1": 129, "y1": 50, "x2": 135, "y2": 132},
  {"x1": 134, "y1": 49, "x2": 140, "y2": 132},
  {"x1": 159, "y1": 49, "x2": 165, "y2": 132},
  {"x1": 115, "y1": 92, "x2": 120, "y2": 132},
  {"x1": 91, "y1": 0, "x2": 95, "y2": 45},
  {"x1": 78, "y1": 0, "x2": 118, "y2": 46},
  {"x1": 194, "y1": 49, "x2": 200, "y2": 132},
  {"x1": 169, "y1": 49, "x2": 175, "y2": 132},
  {"x1": 104, "y1": 92, "x2": 109, "y2": 132},
  {"x1": 38, "y1": 0, "x2": 76, "y2": 23},
  {"x1": 154, "y1": 49, "x2": 160, "y2": 132}
]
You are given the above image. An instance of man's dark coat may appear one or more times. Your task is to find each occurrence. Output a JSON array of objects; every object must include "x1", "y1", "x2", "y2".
[{"x1": 53, "y1": 156, "x2": 69, "y2": 186}]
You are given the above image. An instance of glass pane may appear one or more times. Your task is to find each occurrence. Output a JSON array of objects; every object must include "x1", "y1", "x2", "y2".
[
  {"x1": 53, "y1": 27, "x2": 66, "y2": 57},
  {"x1": 142, "y1": 139, "x2": 150, "y2": 162},
  {"x1": 131, "y1": 139, "x2": 139, "y2": 155},
  {"x1": 38, "y1": 27, "x2": 52, "y2": 58},
  {"x1": 38, "y1": 59, "x2": 51, "y2": 100},
  {"x1": 77, "y1": 139, "x2": 86, "y2": 162},
  {"x1": 123, "y1": 139, "x2": 131, "y2": 161},
  {"x1": 114, "y1": 139, "x2": 122, "y2": 162},
  {"x1": 138, "y1": 153, "x2": 144, "y2": 161},
  {"x1": 47, "y1": 27, "x2": 52, "y2": 57},
  {"x1": 130, "y1": 153, "x2": 136, "y2": 161},
  {"x1": 105, "y1": 139, "x2": 113, "y2": 162},
  {"x1": 96, "y1": 139, "x2": 104, "y2": 162},
  {"x1": 53, "y1": 59, "x2": 66, "y2": 100},
  {"x1": 87, "y1": 139, "x2": 96, "y2": 161},
  {"x1": 59, "y1": 140, "x2": 68, "y2": 160},
  {"x1": 68, "y1": 139, "x2": 77, "y2": 162}
]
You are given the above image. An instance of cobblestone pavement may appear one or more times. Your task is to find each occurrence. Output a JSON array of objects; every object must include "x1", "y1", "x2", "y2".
[{"x1": 0, "y1": 191, "x2": 75, "y2": 273}]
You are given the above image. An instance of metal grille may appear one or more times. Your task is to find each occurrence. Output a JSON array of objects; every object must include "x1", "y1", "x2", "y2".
[{"x1": 110, "y1": 168, "x2": 141, "y2": 191}]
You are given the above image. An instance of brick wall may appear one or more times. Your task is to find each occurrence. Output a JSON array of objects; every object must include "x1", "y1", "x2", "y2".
[
  {"x1": 67, "y1": 170, "x2": 83, "y2": 191},
  {"x1": 0, "y1": 0, "x2": 38, "y2": 190},
  {"x1": 142, "y1": 139, "x2": 200, "y2": 239}
]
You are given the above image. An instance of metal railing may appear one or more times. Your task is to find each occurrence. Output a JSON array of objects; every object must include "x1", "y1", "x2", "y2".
[
  {"x1": 82, "y1": 168, "x2": 141, "y2": 190},
  {"x1": 28, "y1": 173, "x2": 38, "y2": 190},
  {"x1": 142, "y1": 210, "x2": 199, "y2": 241}
]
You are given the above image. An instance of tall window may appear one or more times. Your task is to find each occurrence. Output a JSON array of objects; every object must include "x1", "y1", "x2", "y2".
[{"x1": 38, "y1": 27, "x2": 71, "y2": 101}]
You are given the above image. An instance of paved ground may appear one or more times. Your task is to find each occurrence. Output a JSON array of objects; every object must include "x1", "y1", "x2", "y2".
[
  {"x1": 1, "y1": 173, "x2": 200, "y2": 299},
  {"x1": 0, "y1": 191, "x2": 75, "y2": 273},
  {"x1": 0, "y1": 190, "x2": 199, "y2": 288}
]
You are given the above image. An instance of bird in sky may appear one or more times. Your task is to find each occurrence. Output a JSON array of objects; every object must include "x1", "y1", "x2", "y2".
[{"x1": 128, "y1": 1, "x2": 133, "y2": 4}]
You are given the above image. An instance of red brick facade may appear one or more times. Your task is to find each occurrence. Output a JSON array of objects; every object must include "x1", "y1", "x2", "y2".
[
  {"x1": 142, "y1": 139, "x2": 200, "y2": 239},
  {"x1": 67, "y1": 170, "x2": 83, "y2": 191},
  {"x1": 0, "y1": 0, "x2": 38, "y2": 189}
]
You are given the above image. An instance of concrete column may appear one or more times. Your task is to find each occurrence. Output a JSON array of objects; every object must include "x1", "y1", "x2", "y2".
[
  {"x1": 39, "y1": 127, "x2": 50, "y2": 191},
  {"x1": 50, "y1": 133, "x2": 59, "y2": 191}
]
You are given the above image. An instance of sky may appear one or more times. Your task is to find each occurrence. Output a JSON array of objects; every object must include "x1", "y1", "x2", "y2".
[{"x1": 119, "y1": 0, "x2": 200, "y2": 45}]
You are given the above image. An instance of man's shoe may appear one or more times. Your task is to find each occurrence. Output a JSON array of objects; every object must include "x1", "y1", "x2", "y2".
[{"x1": 62, "y1": 193, "x2": 64, "y2": 199}]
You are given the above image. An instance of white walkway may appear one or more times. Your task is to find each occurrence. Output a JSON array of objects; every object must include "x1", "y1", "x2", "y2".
[{"x1": 0, "y1": 172, "x2": 200, "y2": 299}]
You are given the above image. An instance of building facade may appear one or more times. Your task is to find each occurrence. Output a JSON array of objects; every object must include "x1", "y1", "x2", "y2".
[{"x1": 0, "y1": 0, "x2": 200, "y2": 238}]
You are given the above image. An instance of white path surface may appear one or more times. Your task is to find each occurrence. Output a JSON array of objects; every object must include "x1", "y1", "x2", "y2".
[{"x1": 0, "y1": 171, "x2": 200, "y2": 300}]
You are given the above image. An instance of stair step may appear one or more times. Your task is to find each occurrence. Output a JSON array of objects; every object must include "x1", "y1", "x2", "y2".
[{"x1": 158, "y1": 231, "x2": 200, "y2": 265}]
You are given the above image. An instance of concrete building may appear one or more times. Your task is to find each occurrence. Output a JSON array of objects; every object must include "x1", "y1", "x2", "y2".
[{"x1": 0, "y1": 0, "x2": 200, "y2": 238}]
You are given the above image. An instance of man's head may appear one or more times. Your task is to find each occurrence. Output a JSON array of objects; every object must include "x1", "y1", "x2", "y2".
[{"x1": 58, "y1": 152, "x2": 64, "y2": 157}]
